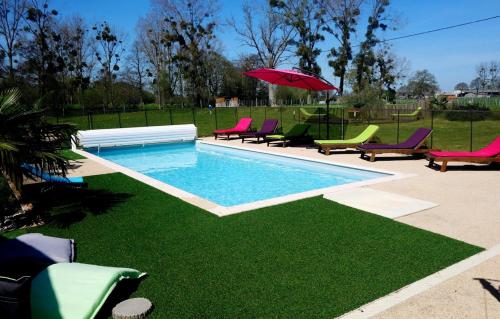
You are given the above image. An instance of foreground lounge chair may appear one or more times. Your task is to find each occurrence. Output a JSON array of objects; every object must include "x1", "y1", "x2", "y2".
[
  {"x1": 21, "y1": 163, "x2": 86, "y2": 188},
  {"x1": 240, "y1": 119, "x2": 278, "y2": 143},
  {"x1": 213, "y1": 118, "x2": 252, "y2": 140},
  {"x1": 427, "y1": 136, "x2": 500, "y2": 172},
  {"x1": 0, "y1": 234, "x2": 75, "y2": 318},
  {"x1": 391, "y1": 106, "x2": 422, "y2": 120},
  {"x1": 31, "y1": 262, "x2": 146, "y2": 319},
  {"x1": 315, "y1": 125, "x2": 379, "y2": 155},
  {"x1": 357, "y1": 128, "x2": 434, "y2": 162},
  {"x1": 0, "y1": 233, "x2": 75, "y2": 275},
  {"x1": 266, "y1": 124, "x2": 311, "y2": 147}
]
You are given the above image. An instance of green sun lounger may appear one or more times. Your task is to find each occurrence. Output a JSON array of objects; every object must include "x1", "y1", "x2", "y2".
[
  {"x1": 315, "y1": 125, "x2": 380, "y2": 155},
  {"x1": 391, "y1": 106, "x2": 422, "y2": 120},
  {"x1": 31, "y1": 263, "x2": 146, "y2": 319},
  {"x1": 266, "y1": 124, "x2": 311, "y2": 147},
  {"x1": 300, "y1": 107, "x2": 326, "y2": 119}
]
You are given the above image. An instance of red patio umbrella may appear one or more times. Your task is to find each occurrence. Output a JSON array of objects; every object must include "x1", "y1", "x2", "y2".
[{"x1": 244, "y1": 67, "x2": 338, "y2": 138}]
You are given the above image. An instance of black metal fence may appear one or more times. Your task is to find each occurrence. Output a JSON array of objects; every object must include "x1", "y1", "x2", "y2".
[{"x1": 50, "y1": 105, "x2": 500, "y2": 151}]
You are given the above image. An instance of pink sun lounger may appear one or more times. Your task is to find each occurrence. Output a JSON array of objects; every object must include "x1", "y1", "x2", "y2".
[
  {"x1": 214, "y1": 118, "x2": 252, "y2": 140},
  {"x1": 427, "y1": 136, "x2": 500, "y2": 172}
]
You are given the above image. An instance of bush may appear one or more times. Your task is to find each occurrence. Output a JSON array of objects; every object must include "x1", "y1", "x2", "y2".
[{"x1": 445, "y1": 104, "x2": 491, "y2": 121}]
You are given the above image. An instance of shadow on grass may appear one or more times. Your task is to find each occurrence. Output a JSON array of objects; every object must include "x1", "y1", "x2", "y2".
[{"x1": 22, "y1": 183, "x2": 133, "y2": 228}]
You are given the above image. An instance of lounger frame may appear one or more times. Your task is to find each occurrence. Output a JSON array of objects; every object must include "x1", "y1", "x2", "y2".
[
  {"x1": 317, "y1": 141, "x2": 374, "y2": 155},
  {"x1": 427, "y1": 155, "x2": 500, "y2": 172},
  {"x1": 266, "y1": 137, "x2": 292, "y2": 148},
  {"x1": 357, "y1": 138, "x2": 438, "y2": 162},
  {"x1": 214, "y1": 132, "x2": 246, "y2": 140}
]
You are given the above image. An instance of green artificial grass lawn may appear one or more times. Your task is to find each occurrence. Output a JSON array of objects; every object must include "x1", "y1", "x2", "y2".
[
  {"x1": 59, "y1": 149, "x2": 86, "y2": 160},
  {"x1": 7, "y1": 173, "x2": 482, "y2": 318}
]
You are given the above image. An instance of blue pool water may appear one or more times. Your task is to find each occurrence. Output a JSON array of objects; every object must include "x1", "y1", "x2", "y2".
[{"x1": 89, "y1": 142, "x2": 389, "y2": 206}]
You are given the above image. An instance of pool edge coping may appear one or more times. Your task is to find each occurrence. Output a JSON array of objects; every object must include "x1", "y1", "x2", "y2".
[{"x1": 73, "y1": 141, "x2": 413, "y2": 217}]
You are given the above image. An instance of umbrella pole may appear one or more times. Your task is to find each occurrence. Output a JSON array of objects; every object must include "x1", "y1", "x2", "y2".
[{"x1": 326, "y1": 91, "x2": 330, "y2": 139}]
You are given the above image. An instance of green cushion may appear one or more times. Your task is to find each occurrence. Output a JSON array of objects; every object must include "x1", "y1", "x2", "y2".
[
  {"x1": 31, "y1": 263, "x2": 146, "y2": 319},
  {"x1": 315, "y1": 125, "x2": 379, "y2": 145},
  {"x1": 300, "y1": 108, "x2": 326, "y2": 118},
  {"x1": 391, "y1": 107, "x2": 422, "y2": 117},
  {"x1": 266, "y1": 134, "x2": 285, "y2": 140}
]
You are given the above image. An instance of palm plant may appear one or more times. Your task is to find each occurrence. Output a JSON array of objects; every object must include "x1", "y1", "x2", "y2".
[{"x1": 0, "y1": 88, "x2": 77, "y2": 192}]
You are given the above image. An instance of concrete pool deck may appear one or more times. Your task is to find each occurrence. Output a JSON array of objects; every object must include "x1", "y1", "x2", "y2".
[{"x1": 66, "y1": 137, "x2": 500, "y2": 318}]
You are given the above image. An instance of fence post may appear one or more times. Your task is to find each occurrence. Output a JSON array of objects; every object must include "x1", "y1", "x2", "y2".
[
  {"x1": 429, "y1": 109, "x2": 434, "y2": 148},
  {"x1": 318, "y1": 108, "x2": 321, "y2": 139},
  {"x1": 169, "y1": 108, "x2": 173, "y2": 125},
  {"x1": 118, "y1": 112, "x2": 122, "y2": 128},
  {"x1": 469, "y1": 108, "x2": 473, "y2": 152},
  {"x1": 144, "y1": 109, "x2": 149, "y2": 126},
  {"x1": 192, "y1": 108, "x2": 196, "y2": 125},
  {"x1": 396, "y1": 109, "x2": 400, "y2": 143},
  {"x1": 280, "y1": 107, "x2": 283, "y2": 131},
  {"x1": 341, "y1": 108, "x2": 345, "y2": 139}
]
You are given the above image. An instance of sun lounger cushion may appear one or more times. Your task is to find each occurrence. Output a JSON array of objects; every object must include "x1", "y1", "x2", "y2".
[
  {"x1": 21, "y1": 164, "x2": 84, "y2": 184},
  {"x1": 429, "y1": 136, "x2": 500, "y2": 158},
  {"x1": 359, "y1": 128, "x2": 431, "y2": 150},
  {"x1": 214, "y1": 118, "x2": 252, "y2": 134},
  {"x1": 315, "y1": 125, "x2": 379, "y2": 145},
  {"x1": 240, "y1": 119, "x2": 278, "y2": 138},
  {"x1": 267, "y1": 124, "x2": 310, "y2": 140},
  {"x1": 0, "y1": 233, "x2": 75, "y2": 276},
  {"x1": 31, "y1": 263, "x2": 146, "y2": 319}
]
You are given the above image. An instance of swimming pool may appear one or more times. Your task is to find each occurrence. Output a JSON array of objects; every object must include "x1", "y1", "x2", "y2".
[{"x1": 87, "y1": 142, "x2": 390, "y2": 207}]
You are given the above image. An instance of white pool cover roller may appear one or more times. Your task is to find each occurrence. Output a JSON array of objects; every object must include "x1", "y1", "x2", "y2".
[{"x1": 74, "y1": 124, "x2": 197, "y2": 149}]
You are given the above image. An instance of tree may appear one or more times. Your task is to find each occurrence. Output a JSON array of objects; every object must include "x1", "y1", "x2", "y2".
[
  {"x1": 237, "y1": 53, "x2": 267, "y2": 101},
  {"x1": 372, "y1": 44, "x2": 405, "y2": 102},
  {"x1": 323, "y1": 0, "x2": 362, "y2": 95},
  {"x1": 352, "y1": 0, "x2": 392, "y2": 92},
  {"x1": 0, "y1": 0, "x2": 27, "y2": 82},
  {"x1": 229, "y1": 0, "x2": 294, "y2": 105},
  {"x1": 23, "y1": 0, "x2": 62, "y2": 96},
  {"x1": 454, "y1": 82, "x2": 468, "y2": 92},
  {"x1": 136, "y1": 11, "x2": 177, "y2": 108},
  {"x1": 123, "y1": 40, "x2": 148, "y2": 106},
  {"x1": 156, "y1": 0, "x2": 218, "y2": 106},
  {"x1": 92, "y1": 21, "x2": 125, "y2": 109},
  {"x1": 475, "y1": 62, "x2": 488, "y2": 93},
  {"x1": 469, "y1": 77, "x2": 481, "y2": 94},
  {"x1": 57, "y1": 15, "x2": 94, "y2": 107},
  {"x1": 270, "y1": 0, "x2": 326, "y2": 75},
  {"x1": 0, "y1": 88, "x2": 76, "y2": 191},
  {"x1": 406, "y1": 69, "x2": 439, "y2": 99}
]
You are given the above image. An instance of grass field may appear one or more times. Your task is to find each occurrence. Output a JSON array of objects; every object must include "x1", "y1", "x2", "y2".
[
  {"x1": 6, "y1": 173, "x2": 481, "y2": 318},
  {"x1": 51, "y1": 106, "x2": 500, "y2": 151}
]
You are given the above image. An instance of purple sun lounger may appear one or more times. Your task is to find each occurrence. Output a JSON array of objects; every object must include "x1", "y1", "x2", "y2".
[
  {"x1": 240, "y1": 119, "x2": 279, "y2": 143},
  {"x1": 357, "y1": 128, "x2": 436, "y2": 162}
]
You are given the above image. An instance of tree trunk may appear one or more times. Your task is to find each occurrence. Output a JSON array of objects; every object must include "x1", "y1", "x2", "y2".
[
  {"x1": 339, "y1": 73, "x2": 345, "y2": 96},
  {"x1": 268, "y1": 83, "x2": 276, "y2": 106}
]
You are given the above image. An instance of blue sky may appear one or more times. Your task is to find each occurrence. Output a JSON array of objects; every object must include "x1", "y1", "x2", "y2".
[{"x1": 52, "y1": 0, "x2": 500, "y2": 91}]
